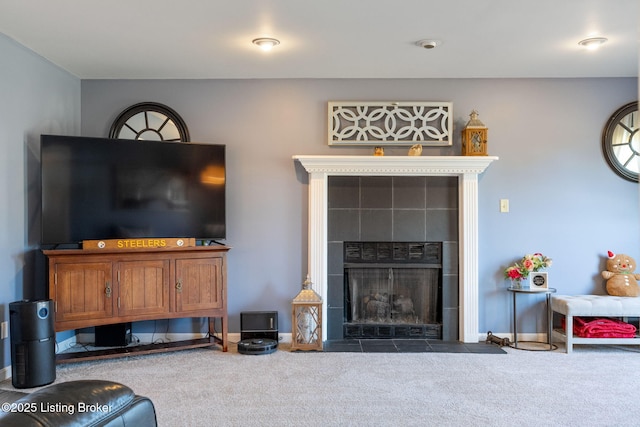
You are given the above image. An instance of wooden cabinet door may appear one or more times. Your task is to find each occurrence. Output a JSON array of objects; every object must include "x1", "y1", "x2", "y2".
[
  {"x1": 116, "y1": 259, "x2": 170, "y2": 317},
  {"x1": 53, "y1": 262, "x2": 113, "y2": 322},
  {"x1": 175, "y1": 257, "x2": 223, "y2": 312}
]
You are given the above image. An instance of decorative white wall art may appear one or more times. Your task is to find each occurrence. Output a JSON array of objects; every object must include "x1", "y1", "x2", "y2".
[{"x1": 328, "y1": 101, "x2": 452, "y2": 146}]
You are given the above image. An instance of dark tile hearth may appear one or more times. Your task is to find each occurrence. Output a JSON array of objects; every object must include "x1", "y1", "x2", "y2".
[{"x1": 324, "y1": 339, "x2": 506, "y2": 354}]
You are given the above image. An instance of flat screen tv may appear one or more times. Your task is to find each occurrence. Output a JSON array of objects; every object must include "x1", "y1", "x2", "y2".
[{"x1": 40, "y1": 134, "x2": 226, "y2": 247}]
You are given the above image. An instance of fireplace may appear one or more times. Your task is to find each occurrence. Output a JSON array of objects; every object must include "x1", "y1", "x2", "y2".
[
  {"x1": 343, "y1": 241, "x2": 442, "y2": 339},
  {"x1": 293, "y1": 155, "x2": 497, "y2": 343}
]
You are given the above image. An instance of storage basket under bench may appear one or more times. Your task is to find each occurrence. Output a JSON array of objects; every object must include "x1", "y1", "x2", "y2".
[{"x1": 551, "y1": 295, "x2": 640, "y2": 353}]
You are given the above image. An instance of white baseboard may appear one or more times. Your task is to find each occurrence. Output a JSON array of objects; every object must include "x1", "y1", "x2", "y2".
[
  {"x1": 0, "y1": 365, "x2": 10, "y2": 381},
  {"x1": 478, "y1": 332, "x2": 549, "y2": 344},
  {"x1": 57, "y1": 331, "x2": 293, "y2": 353},
  {"x1": 56, "y1": 334, "x2": 78, "y2": 354},
  {"x1": 61, "y1": 332, "x2": 210, "y2": 353},
  {"x1": 65, "y1": 331, "x2": 542, "y2": 350},
  {"x1": 229, "y1": 333, "x2": 292, "y2": 345}
]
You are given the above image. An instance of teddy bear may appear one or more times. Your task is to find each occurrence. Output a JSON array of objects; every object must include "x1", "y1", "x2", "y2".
[{"x1": 602, "y1": 251, "x2": 640, "y2": 297}]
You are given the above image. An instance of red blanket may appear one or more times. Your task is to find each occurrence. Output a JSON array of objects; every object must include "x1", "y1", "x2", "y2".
[{"x1": 566, "y1": 317, "x2": 637, "y2": 338}]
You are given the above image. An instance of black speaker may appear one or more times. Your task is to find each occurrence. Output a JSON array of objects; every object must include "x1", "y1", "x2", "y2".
[
  {"x1": 240, "y1": 311, "x2": 278, "y2": 341},
  {"x1": 95, "y1": 323, "x2": 132, "y2": 347},
  {"x1": 9, "y1": 300, "x2": 56, "y2": 389}
]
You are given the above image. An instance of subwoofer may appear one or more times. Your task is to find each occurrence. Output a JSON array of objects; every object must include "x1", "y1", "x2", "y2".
[
  {"x1": 9, "y1": 300, "x2": 56, "y2": 388},
  {"x1": 95, "y1": 323, "x2": 132, "y2": 347}
]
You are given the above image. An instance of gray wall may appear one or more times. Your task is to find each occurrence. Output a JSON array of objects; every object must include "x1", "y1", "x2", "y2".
[
  {"x1": 0, "y1": 34, "x2": 81, "y2": 369},
  {"x1": 80, "y1": 77, "x2": 639, "y2": 337}
]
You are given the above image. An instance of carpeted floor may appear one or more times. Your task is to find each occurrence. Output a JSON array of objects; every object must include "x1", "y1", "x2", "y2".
[{"x1": 3, "y1": 342, "x2": 640, "y2": 426}]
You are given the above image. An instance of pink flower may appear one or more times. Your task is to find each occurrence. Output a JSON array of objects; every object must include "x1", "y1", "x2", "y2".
[{"x1": 522, "y1": 259, "x2": 535, "y2": 271}]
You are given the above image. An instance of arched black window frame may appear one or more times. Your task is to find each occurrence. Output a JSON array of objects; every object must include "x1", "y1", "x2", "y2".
[
  {"x1": 108, "y1": 102, "x2": 190, "y2": 142},
  {"x1": 602, "y1": 101, "x2": 639, "y2": 183}
]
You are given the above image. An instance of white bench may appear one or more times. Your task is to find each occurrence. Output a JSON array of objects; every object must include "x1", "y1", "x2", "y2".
[{"x1": 551, "y1": 295, "x2": 640, "y2": 353}]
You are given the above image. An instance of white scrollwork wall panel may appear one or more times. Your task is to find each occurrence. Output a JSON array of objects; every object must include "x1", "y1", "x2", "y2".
[{"x1": 329, "y1": 102, "x2": 452, "y2": 146}]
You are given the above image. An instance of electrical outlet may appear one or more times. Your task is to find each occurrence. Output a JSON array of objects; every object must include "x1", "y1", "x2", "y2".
[
  {"x1": 500, "y1": 199, "x2": 509, "y2": 213},
  {"x1": 1, "y1": 321, "x2": 8, "y2": 339}
]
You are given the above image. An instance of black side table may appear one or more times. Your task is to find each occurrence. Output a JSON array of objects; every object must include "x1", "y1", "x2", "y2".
[{"x1": 507, "y1": 286, "x2": 557, "y2": 350}]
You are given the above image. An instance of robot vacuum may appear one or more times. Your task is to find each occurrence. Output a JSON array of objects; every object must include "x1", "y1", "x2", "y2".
[{"x1": 237, "y1": 338, "x2": 278, "y2": 355}]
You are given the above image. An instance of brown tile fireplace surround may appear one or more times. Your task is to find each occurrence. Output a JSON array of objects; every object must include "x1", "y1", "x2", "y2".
[{"x1": 293, "y1": 155, "x2": 497, "y2": 343}]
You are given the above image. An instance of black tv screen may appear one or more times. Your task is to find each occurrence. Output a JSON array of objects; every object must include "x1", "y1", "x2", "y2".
[{"x1": 41, "y1": 134, "x2": 226, "y2": 246}]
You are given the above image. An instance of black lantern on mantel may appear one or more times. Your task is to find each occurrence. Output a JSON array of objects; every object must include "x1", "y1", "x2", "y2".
[{"x1": 291, "y1": 275, "x2": 323, "y2": 352}]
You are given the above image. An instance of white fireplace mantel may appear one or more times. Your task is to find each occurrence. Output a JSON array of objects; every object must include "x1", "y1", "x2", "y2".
[{"x1": 293, "y1": 155, "x2": 498, "y2": 343}]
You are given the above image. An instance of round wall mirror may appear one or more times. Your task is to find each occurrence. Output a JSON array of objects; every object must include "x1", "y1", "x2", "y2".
[
  {"x1": 109, "y1": 102, "x2": 190, "y2": 142},
  {"x1": 602, "y1": 101, "x2": 639, "y2": 182}
]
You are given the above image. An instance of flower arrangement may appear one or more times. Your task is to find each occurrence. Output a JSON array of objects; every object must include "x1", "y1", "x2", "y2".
[{"x1": 504, "y1": 253, "x2": 552, "y2": 282}]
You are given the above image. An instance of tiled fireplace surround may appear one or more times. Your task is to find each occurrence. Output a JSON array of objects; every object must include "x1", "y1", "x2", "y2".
[
  {"x1": 328, "y1": 176, "x2": 457, "y2": 340},
  {"x1": 294, "y1": 155, "x2": 497, "y2": 343}
]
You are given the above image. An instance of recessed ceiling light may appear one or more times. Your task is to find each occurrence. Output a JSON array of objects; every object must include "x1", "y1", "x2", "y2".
[
  {"x1": 416, "y1": 39, "x2": 441, "y2": 50},
  {"x1": 252, "y1": 37, "x2": 280, "y2": 52},
  {"x1": 578, "y1": 37, "x2": 608, "y2": 50}
]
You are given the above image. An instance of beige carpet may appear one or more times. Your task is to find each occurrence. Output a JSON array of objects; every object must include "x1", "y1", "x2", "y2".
[{"x1": 3, "y1": 343, "x2": 640, "y2": 426}]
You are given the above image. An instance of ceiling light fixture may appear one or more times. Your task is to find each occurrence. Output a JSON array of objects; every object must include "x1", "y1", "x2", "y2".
[
  {"x1": 578, "y1": 37, "x2": 608, "y2": 50},
  {"x1": 416, "y1": 39, "x2": 441, "y2": 50},
  {"x1": 252, "y1": 37, "x2": 280, "y2": 52}
]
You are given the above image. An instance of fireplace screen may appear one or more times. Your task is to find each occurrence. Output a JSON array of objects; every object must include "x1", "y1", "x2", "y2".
[{"x1": 343, "y1": 242, "x2": 442, "y2": 339}]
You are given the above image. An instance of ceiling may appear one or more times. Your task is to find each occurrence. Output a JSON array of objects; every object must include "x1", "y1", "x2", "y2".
[{"x1": 0, "y1": 0, "x2": 637, "y2": 80}]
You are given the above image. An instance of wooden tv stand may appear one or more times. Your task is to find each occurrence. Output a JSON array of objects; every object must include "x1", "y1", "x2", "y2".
[{"x1": 43, "y1": 245, "x2": 230, "y2": 363}]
